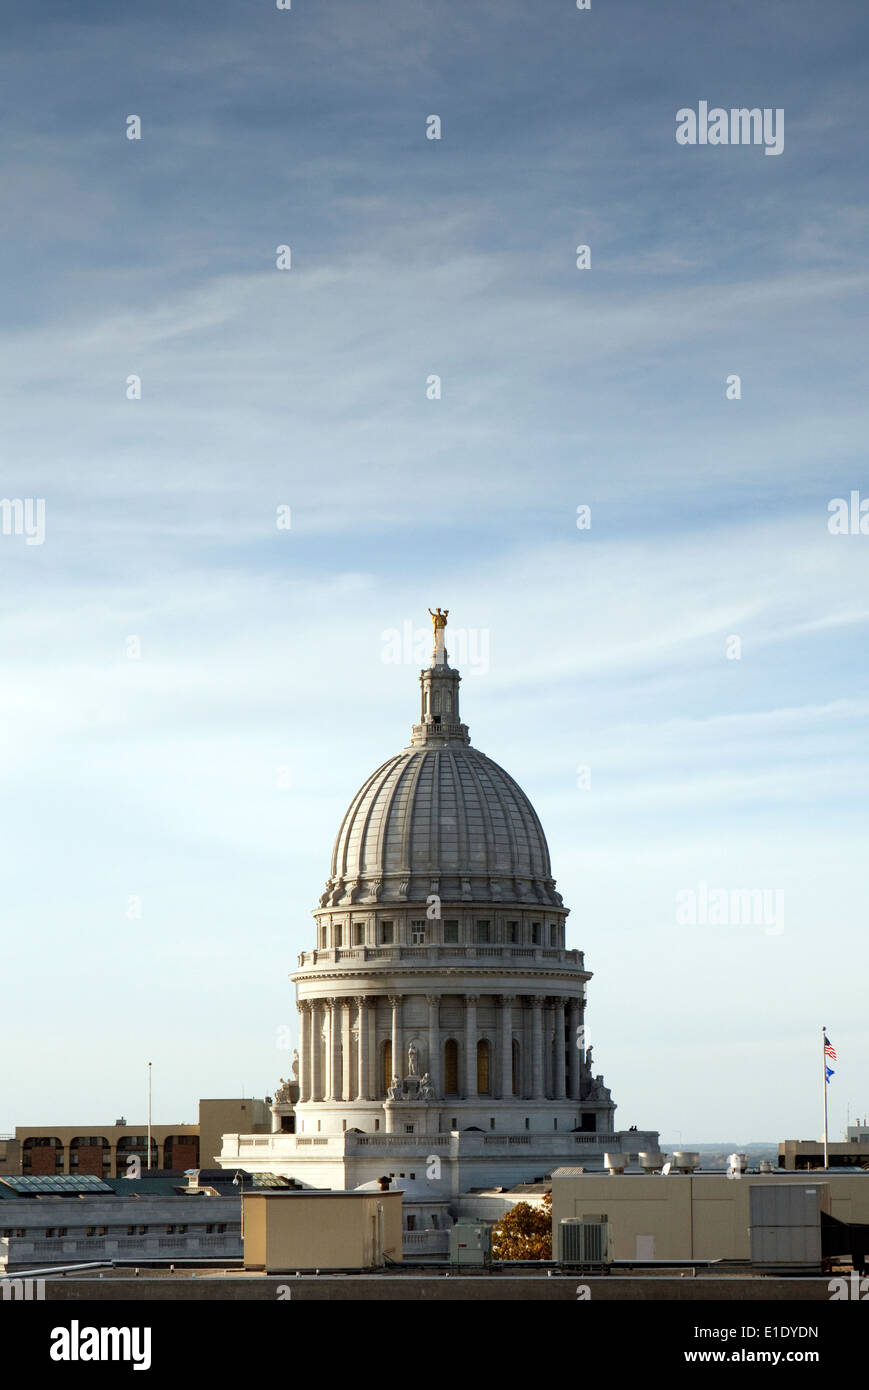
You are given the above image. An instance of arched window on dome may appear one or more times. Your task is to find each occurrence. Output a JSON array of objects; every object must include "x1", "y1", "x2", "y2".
[
  {"x1": 432, "y1": 688, "x2": 442, "y2": 714},
  {"x1": 443, "y1": 690, "x2": 452, "y2": 713},
  {"x1": 381, "y1": 1040, "x2": 392, "y2": 1097},
  {"x1": 512, "y1": 1039, "x2": 520, "y2": 1096},
  {"x1": 477, "y1": 1039, "x2": 491, "y2": 1095},
  {"x1": 444, "y1": 1039, "x2": 459, "y2": 1095}
]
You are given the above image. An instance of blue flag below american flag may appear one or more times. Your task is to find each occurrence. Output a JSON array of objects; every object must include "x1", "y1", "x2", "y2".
[{"x1": 825, "y1": 1034, "x2": 837, "y2": 1083}]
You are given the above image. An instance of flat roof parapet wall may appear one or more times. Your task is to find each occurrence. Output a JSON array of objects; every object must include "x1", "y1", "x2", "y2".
[
  {"x1": 15, "y1": 1124, "x2": 198, "y2": 1137},
  {"x1": 11, "y1": 1274, "x2": 855, "y2": 1301}
]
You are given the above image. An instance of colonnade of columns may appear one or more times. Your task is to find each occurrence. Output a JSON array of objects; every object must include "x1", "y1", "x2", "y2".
[{"x1": 297, "y1": 994, "x2": 585, "y2": 1104}]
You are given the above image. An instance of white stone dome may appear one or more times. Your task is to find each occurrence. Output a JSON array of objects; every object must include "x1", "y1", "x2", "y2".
[{"x1": 319, "y1": 646, "x2": 563, "y2": 909}]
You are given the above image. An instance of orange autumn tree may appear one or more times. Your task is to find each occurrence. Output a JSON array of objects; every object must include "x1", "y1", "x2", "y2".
[{"x1": 491, "y1": 1192, "x2": 552, "y2": 1261}]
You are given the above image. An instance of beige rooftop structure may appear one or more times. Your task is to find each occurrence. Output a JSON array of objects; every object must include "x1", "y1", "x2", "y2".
[
  {"x1": 550, "y1": 1169, "x2": 869, "y2": 1263},
  {"x1": 242, "y1": 1189, "x2": 403, "y2": 1272},
  {"x1": 780, "y1": 1121, "x2": 869, "y2": 1171}
]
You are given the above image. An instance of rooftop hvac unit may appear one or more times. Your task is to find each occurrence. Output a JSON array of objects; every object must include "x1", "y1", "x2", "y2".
[
  {"x1": 749, "y1": 1183, "x2": 830, "y2": 1271},
  {"x1": 558, "y1": 1217, "x2": 611, "y2": 1266},
  {"x1": 449, "y1": 1221, "x2": 490, "y2": 1266}
]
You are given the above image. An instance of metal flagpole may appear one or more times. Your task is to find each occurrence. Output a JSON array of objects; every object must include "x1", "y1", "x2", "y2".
[
  {"x1": 822, "y1": 1026, "x2": 829, "y2": 1170},
  {"x1": 147, "y1": 1062, "x2": 152, "y2": 1174}
]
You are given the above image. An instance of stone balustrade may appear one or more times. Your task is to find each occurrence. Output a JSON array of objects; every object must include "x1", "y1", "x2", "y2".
[
  {"x1": 296, "y1": 945, "x2": 585, "y2": 969},
  {"x1": 224, "y1": 1129, "x2": 641, "y2": 1160}
]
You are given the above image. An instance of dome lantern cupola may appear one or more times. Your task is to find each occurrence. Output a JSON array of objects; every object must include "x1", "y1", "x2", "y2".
[{"x1": 410, "y1": 605, "x2": 470, "y2": 747}]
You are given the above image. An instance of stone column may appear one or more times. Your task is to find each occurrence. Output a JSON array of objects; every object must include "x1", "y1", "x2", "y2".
[
  {"x1": 310, "y1": 1001, "x2": 322, "y2": 1102},
  {"x1": 553, "y1": 999, "x2": 566, "y2": 1099},
  {"x1": 500, "y1": 996, "x2": 515, "y2": 1098},
  {"x1": 328, "y1": 998, "x2": 342, "y2": 1101},
  {"x1": 368, "y1": 1001, "x2": 378, "y2": 1099},
  {"x1": 464, "y1": 995, "x2": 479, "y2": 1098},
  {"x1": 521, "y1": 1000, "x2": 532, "y2": 1098},
  {"x1": 298, "y1": 1002, "x2": 311, "y2": 1103},
  {"x1": 319, "y1": 1000, "x2": 329, "y2": 1101},
  {"x1": 356, "y1": 997, "x2": 370, "y2": 1100},
  {"x1": 543, "y1": 1000, "x2": 553, "y2": 1098},
  {"x1": 531, "y1": 997, "x2": 545, "y2": 1099},
  {"x1": 568, "y1": 998, "x2": 581, "y2": 1100},
  {"x1": 389, "y1": 995, "x2": 402, "y2": 1084},
  {"x1": 341, "y1": 999, "x2": 352, "y2": 1101},
  {"x1": 426, "y1": 994, "x2": 441, "y2": 1094}
]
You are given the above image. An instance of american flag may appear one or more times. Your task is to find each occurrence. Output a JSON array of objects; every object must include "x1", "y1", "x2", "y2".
[{"x1": 824, "y1": 1035, "x2": 837, "y2": 1061}]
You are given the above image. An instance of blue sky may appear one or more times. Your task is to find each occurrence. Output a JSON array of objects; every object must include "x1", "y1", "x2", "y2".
[{"x1": 1, "y1": 0, "x2": 867, "y2": 1142}]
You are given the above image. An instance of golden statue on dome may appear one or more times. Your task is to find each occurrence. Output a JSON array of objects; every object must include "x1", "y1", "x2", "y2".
[{"x1": 428, "y1": 607, "x2": 449, "y2": 633}]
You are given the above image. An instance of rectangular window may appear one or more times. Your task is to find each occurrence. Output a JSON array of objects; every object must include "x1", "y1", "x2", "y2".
[
  {"x1": 531, "y1": 922, "x2": 541, "y2": 944},
  {"x1": 406, "y1": 1214, "x2": 416, "y2": 1230},
  {"x1": 443, "y1": 920, "x2": 459, "y2": 943},
  {"x1": 353, "y1": 922, "x2": 365, "y2": 945},
  {"x1": 405, "y1": 1124, "x2": 414, "y2": 1134},
  {"x1": 489, "y1": 1118, "x2": 495, "y2": 1130},
  {"x1": 550, "y1": 923, "x2": 557, "y2": 945},
  {"x1": 410, "y1": 921, "x2": 425, "y2": 945},
  {"x1": 381, "y1": 921, "x2": 394, "y2": 944},
  {"x1": 507, "y1": 921, "x2": 519, "y2": 943},
  {"x1": 375, "y1": 1119, "x2": 380, "y2": 1131},
  {"x1": 475, "y1": 920, "x2": 490, "y2": 943}
]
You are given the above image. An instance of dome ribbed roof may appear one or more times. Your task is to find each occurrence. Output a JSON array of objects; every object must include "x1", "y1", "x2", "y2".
[{"x1": 319, "y1": 743, "x2": 562, "y2": 909}]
